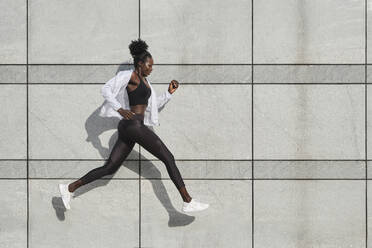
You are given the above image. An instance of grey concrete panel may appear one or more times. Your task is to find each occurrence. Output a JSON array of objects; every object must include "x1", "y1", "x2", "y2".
[
  {"x1": 254, "y1": 85, "x2": 364, "y2": 159},
  {"x1": 0, "y1": 85, "x2": 27, "y2": 159},
  {"x1": 141, "y1": 84, "x2": 251, "y2": 160},
  {"x1": 29, "y1": 0, "x2": 138, "y2": 63},
  {"x1": 367, "y1": 85, "x2": 372, "y2": 160},
  {"x1": 254, "y1": 161, "x2": 364, "y2": 179},
  {"x1": 366, "y1": 65, "x2": 372, "y2": 83},
  {"x1": 141, "y1": 179, "x2": 252, "y2": 248},
  {"x1": 0, "y1": 180, "x2": 27, "y2": 248},
  {"x1": 367, "y1": 161, "x2": 372, "y2": 179},
  {"x1": 29, "y1": 179, "x2": 139, "y2": 248},
  {"x1": 148, "y1": 65, "x2": 252, "y2": 84},
  {"x1": 141, "y1": 160, "x2": 251, "y2": 179},
  {"x1": 0, "y1": 66, "x2": 27, "y2": 84},
  {"x1": 29, "y1": 160, "x2": 139, "y2": 179},
  {"x1": 29, "y1": 65, "x2": 134, "y2": 84},
  {"x1": 367, "y1": 181, "x2": 372, "y2": 247},
  {"x1": 141, "y1": 0, "x2": 252, "y2": 64},
  {"x1": 255, "y1": 180, "x2": 365, "y2": 248},
  {"x1": 0, "y1": 0, "x2": 26, "y2": 64},
  {"x1": 29, "y1": 65, "x2": 252, "y2": 84},
  {"x1": 254, "y1": 0, "x2": 364, "y2": 63},
  {"x1": 0, "y1": 160, "x2": 27, "y2": 178},
  {"x1": 367, "y1": 4, "x2": 372, "y2": 63},
  {"x1": 29, "y1": 84, "x2": 140, "y2": 159},
  {"x1": 254, "y1": 65, "x2": 365, "y2": 84}
]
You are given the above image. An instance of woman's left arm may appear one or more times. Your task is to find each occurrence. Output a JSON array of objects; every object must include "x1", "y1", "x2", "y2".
[
  {"x1": 157, "y1": 80, "x2": 179, "y2": 110},
  {"x1": 157, "y1": 90, "x2": 173, "y2": 110}
]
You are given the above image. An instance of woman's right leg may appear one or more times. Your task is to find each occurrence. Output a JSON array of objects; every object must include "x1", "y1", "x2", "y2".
[
  {"x1": 123, "y1": 119, "x2": 191, "y2": 202},
  {"x1": 68, "y1": 134, "x2": 135, "y2": 193}
]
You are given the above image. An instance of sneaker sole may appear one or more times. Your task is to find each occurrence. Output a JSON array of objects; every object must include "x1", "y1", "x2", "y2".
[
  {"x1": 182, "y1": 205, "x2": 209, "y2": 213},
  {"x1": 58, "y1": 184, "x2": 71, "y2": 210}
]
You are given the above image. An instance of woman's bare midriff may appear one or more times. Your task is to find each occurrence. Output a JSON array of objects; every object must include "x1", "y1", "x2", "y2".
[{"x1": 130, "y1": 104, "x2": 147, "y2": 115}]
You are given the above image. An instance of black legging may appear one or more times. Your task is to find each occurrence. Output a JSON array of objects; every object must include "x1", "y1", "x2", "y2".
[{"x1": 79, "y1": 113, "x2": 186, "y2": 190}]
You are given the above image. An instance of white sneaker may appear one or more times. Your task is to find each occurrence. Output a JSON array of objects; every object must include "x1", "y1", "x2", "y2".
[
  {"x1": 182, "y1": 198, "x2": 209, "y2": 213},
  {"x1": 58, "y1": 183, "x2": 73, "y2": 210}
]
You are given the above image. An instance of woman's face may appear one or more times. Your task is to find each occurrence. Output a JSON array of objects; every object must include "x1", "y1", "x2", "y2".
[{"x1": 140, "y1": 57, "x2": 153, "y2": 77}]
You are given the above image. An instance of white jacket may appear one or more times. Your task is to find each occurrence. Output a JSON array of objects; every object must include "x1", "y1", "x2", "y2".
[{"x1": 99, "y1": 68, "x2": 172, "y2": 126}]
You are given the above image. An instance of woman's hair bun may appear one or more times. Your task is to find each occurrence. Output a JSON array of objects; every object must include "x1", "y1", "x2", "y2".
[{"x1": 128, "y1": 38, "x2": 149, "y2": 57}]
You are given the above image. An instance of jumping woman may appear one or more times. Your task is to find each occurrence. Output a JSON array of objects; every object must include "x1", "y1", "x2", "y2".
[{"x1": 58, "y1": 38, "x2": 209, "y2": 213}]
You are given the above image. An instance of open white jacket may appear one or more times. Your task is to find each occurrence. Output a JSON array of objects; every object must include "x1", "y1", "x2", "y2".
[{"x1": 99, "y1": 68, "x2": 172, "y2": 126}]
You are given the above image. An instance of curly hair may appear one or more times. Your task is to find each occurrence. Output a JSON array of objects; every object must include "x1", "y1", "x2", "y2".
[{"x1": 128, "y1": 38, "x2": 152, "y2": 68}]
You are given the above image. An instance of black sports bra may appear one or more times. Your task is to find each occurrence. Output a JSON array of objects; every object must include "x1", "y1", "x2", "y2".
[{"x1": 126, "y1": 72, "x2": 151, "y2": 106}]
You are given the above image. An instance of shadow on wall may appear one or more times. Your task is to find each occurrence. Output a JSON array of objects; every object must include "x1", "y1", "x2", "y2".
[{"x1": 53, "y1": 62, "x2": 195, "y2": 227}]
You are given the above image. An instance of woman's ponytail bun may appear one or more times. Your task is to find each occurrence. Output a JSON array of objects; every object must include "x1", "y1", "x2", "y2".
[{"x1": 129, "y1": 38, "x2": 148, "y2": 58}]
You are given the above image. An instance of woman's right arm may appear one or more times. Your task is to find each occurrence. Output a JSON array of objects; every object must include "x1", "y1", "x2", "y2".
[
  {"x1": 101, "y1": 72, "x2": 136, "y2": 119},
  {"x1": 118, "y1": 108, "x2": 136, "y2": 119},
  {"x1": 101, "y1": 74, "x2": 122, "y2": 111}
]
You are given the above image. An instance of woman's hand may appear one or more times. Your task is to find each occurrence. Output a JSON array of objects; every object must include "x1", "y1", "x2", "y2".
[
  {"x1": 118, "y1": 108, "x2": 136, "y2": 120},
  {"x1": 168, "y1": 80, "x2": 179, "y2": 94}
]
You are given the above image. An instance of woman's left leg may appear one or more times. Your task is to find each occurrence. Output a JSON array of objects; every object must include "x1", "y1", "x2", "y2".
[{"x1": 68, "y1": 137, "x2": 135, "y2": 192}]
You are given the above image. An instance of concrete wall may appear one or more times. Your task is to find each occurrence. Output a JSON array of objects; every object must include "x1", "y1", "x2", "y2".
[{"x1": 0, "y1": 0, "x2": 370, "y2": 247}]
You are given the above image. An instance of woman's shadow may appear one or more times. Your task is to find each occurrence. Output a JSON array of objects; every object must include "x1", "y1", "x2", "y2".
[{"x1": 53, "y1": 63, "x2": 195, "y2": 227}]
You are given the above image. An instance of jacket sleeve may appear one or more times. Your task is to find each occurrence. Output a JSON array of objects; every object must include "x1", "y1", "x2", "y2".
[
  {"x1": 101, "y1": 73, "x2": 122, "y2": 111},
  {"x1": 157, "y1": 90, "x2": 172, "y2": 110}
]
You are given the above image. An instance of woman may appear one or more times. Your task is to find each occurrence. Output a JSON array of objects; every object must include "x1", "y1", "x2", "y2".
[{"x1": 59, "y1": 38, "x2": 209, "y2": 213}]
